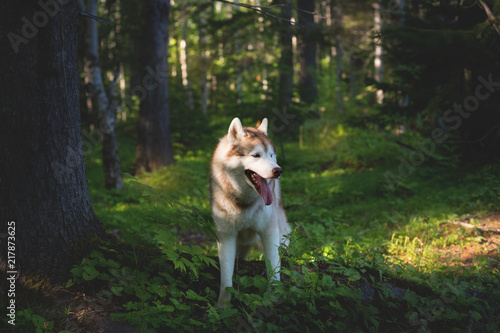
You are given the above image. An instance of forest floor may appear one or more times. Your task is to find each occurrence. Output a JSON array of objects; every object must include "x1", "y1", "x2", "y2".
[
  {"x1": 5, "y1": 213, "x2": 499, "y2": 332},
  {"x1": 3, "y1": 129, "x2": 500, "y2": 332},
  {"x1": 435, "y1": 214, "x2": 500, "y2": 270},
  {"x1": 82, "y1": 215, "x2": 500, "y2": 332}
]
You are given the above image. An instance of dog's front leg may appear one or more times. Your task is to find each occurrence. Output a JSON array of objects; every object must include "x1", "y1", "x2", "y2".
[
  {"x1": 260, "y1": 226, "x2": 282, "y2": 282},
  {"x1": 217, "y1": 235, "x2": 237, "y2": 307}
]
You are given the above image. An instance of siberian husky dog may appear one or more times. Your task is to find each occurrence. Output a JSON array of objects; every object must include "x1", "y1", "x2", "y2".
[{"x1": 210, "y1": 117, "x2": 290, "y2": 307}]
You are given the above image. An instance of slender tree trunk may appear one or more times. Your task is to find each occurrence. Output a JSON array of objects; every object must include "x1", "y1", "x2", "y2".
[
  {"x1": 199, "y1": 1, "x2": 209, "y2": 116},
  {"x1": 214, "y1": 2, "x2": 224, "y2": 112},
  {"x1": 256, "y1": 0, "x2": 268, "y2": 97},
  {"x1": 126, "y1": 0, "x2": 143, "y2": 101},
  {"x1": 396, "y1": 0, "x2": 409, "y2": 107},
  {"x1": 180, "y1": 0, "x2": 194, "y2": 110},
  {"x1": 129, "y1": 37, "x2": 142, "y2": 98},
  {"x1": 136, "y1": 0, "x2": 175, "y2": 172},
  {"x1": 349, "y1": 56, "x2": 363, "y2": 100},
  {"x1": 0, "y1": 1, "x2": 104, "y2": 277},
  {"x1": 277, "y1": 0, "x2": 293, "y2": 162},
  {"x1": 234, "y1": 0, "x2": 243, "y2": 104},
  {"x1": 84, "y1": 0, "x2": 123, "y2": 189},
  {"x1": 278, "y1": 1, "x2": 293, "y2": 111},
  {"x1": 298, "y1": 0, "x2": 318, "y2": 104},
  {"x1": 332, "y1": 0, "x2": 344, "y2": 113},
  {"x1": 374, "y1": 0, "x2": 384, "y2": 104}
]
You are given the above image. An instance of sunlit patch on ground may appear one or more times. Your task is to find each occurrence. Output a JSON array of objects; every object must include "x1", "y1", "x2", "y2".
[{"x1": 436, "y1": 213, "x2": 500, "y2": 270}]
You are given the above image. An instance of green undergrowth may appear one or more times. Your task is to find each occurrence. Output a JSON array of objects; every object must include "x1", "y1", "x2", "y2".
[{"x1": 10, "y1": 125, "x2": 499, "y2": 332}]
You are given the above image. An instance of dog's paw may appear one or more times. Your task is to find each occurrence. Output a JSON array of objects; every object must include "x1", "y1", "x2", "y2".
[{"x1": 216, "y1": 290, "x2": 231, "y2": 308}]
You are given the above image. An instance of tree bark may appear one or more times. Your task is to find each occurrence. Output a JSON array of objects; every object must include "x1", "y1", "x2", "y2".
[
  {"x1": 0, "y1": 1, "x2": 104, "y2": 277},
  {"x1": 298, "y1": 0, "x2": 318, "y2": 104},
  {"x1": 84, "y1": 0, "x2": 124, "y2": 189},
  {"x1": 136, "y1": 0, "x2": 175, "y2": 172}
]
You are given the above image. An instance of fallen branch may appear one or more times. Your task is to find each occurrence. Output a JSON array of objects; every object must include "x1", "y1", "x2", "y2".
[{"x1": 448, "y1": 217, "x2": 500, "y2": 234}]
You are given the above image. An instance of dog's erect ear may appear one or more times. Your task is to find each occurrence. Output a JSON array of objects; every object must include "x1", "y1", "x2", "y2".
[
  {"x1": 257, "y1": 118, "x2": 268, "y2": 135},
  {"x1": 228, "y1": 117, "x2": 245, "y2": 144}
]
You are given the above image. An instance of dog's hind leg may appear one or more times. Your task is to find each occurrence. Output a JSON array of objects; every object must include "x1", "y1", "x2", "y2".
[
  {"x1": 237, "y1": 244, "x2": 252, "y2": 260},
  {"x1": 236, "y1": 229, "x2": 258, "y2": 260}
]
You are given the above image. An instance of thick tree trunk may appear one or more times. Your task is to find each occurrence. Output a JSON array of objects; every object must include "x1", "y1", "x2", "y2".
[
  {"x1": 0, "y1": 1, "x2": 104, "y2": 277},
  {"x1": 136, "y1": 0, "x2": 175, "y2": 172},
  {"x1": 84, "y1": 0, "x2": 124, "y2": 189},
  {"x1": 298, "y1": 0, "x2": 318, "y2": 104}
]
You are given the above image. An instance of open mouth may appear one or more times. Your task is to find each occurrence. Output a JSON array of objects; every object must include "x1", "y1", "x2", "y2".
[{"x1": 245, "y1": 170, "x2": 273, "y2": 205}]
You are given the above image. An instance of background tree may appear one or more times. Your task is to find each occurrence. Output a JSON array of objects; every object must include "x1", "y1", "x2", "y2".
[
  {"x1": 373, "y1": 0, "x2": 384, "y2": 104},
  {"x1": 298, "y1": 0, "x2": 318, "y2": 104},
  {"x1": 382, "y1": 0, "x2": 500, "y2": 158},
  {"x1": 198, "y1": 1, "x2": 210, "y2": 116},
  {"x1": 136, "y1": 0, "x2": 175, "y2": 172},
  {"x1": 83, "y1": 0, "x2": 123, "y2": 189},
  {"x1": 278, "y1": 0, "x2": 294, "y2": 114},
  {"x1": 332, "y1": 0, "x2": 345, "y2": 113},
  {"x1": 234, "y1": 0, "x2": 243, "y2": 104},
  {"x1": 179, "y1": 0, "x2": 194, "y2": 111},
  {"x1": 0, "y1": 0, "x2": 103, "y2": 276}
]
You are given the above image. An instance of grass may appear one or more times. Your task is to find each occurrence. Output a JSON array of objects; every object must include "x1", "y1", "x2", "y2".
[{"x1": 6, "y1": 123, "x2": 500, "y2": 332}]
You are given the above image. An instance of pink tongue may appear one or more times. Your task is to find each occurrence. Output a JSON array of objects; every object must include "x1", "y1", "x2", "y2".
[{"x1": 256, "y1": 174, "x2": 273, "y2": 205}]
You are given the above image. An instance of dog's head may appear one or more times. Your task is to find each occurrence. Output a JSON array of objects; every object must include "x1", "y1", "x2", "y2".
[{"x1": 225, "y1": 117, "x2": 282, "y2": 205}]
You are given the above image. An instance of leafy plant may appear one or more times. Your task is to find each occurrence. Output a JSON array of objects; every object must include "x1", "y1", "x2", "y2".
[{"x1": 15, "y1": 308, "x2": 56, "y2": 333}]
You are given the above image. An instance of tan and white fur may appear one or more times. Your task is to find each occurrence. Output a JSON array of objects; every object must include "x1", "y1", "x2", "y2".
[{"x1": 210, "y1": 117, "x2": 290, "y2": 307}]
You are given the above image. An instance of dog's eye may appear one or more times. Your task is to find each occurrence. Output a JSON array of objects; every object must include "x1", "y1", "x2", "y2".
[{"x1": 252, "y1": 153, "x2": 261, "y2": 158}]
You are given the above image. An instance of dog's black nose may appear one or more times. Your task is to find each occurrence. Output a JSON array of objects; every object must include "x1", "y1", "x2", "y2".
[{"x1": 272, "y1": 167, "x2": 282, "y2": 178}]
